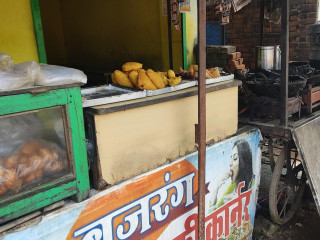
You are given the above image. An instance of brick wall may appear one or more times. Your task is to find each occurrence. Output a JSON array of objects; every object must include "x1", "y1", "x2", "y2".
[{"x1": 213, "y1": 0, "x2": 319, "y2": 69}]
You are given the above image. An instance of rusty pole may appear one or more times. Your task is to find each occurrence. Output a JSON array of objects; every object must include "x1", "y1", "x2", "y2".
[
  {"x1": 197, "y1": 0, "x2": 206, "y2": 239},
  {"x1": 280, "y1": 0, "x2": 289, "y2": 126}
]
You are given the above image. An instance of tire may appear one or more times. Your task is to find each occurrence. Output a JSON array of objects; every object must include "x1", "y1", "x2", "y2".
[{"x1": 269, "y1": 141, "x2": 306, "y2": 225}]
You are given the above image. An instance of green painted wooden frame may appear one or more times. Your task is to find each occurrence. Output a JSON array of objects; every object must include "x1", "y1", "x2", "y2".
[
  {"x1": 182, "y1": 13, "x2": 188, "y2": 70},
  {"x1": 30, "y1": 0, "x2": 47, "y2": 63},
  {"x1": 0, "y1": 87, "x2": 90, "y2": 223}
]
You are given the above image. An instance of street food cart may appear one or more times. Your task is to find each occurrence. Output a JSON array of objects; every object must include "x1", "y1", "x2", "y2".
[{"x1": 0, "y1": 0, "x2": 263, "y2": 239}]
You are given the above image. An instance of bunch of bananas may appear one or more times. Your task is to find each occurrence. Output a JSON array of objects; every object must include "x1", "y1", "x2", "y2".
[{"x1": 111, "y1": 62, "x2": 182, "y2": 90}]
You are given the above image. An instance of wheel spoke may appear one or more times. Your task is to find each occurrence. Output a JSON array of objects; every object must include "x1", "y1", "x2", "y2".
[
  {"x1": 279, "y1": 190, "x2": 290, "y2": 217},
  {"x1": 276, "y1": 186, "x2": 287, "y2": 204}
]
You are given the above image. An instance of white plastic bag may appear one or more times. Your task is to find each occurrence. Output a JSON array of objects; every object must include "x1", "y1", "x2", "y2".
[
  {"x1": 36, "y1": 65, "x2": 87, "y2": 86},
  {"x1": 14, "y1": 61, "x2": 41, "y2": 82},
  {"x1": 0, "y1": 53, "x2": 13, "y2": 71},
  {"x1": 0, "y1": 71, "x2": 33, "y2": 91}
]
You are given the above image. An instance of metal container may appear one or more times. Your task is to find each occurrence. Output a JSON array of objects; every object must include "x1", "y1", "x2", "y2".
[
  {"x1": 274, "y1": 45, "x2": 281, "y2": 70},
  {"x1": 255, "y1": 46, "x2": 275, "y2": 70}
]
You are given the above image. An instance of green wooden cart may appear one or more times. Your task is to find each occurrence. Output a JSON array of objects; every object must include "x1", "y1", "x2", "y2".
[{"x1": 0, "y1": 84, "x2": 90, "y2": 224}]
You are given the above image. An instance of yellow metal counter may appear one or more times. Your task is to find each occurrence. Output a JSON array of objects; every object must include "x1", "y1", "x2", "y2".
[{"x1": 84, "y1": 80, "x2": 241, "y2": 187}]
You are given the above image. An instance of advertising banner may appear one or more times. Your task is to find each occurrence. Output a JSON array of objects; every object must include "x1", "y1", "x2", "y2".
[{"x1": 4, "y1": 128, "x2": 261, "y2": 240}]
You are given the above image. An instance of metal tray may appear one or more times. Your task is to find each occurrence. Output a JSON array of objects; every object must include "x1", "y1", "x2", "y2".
[
  {"x1": 146, "y1": 80, "x2": 197, "y2": 96},
  {"x1": 195, "y1": 74, "x2": 234, "y2": 85},
  {"x1": 81, "y1": 85, "x2": 146, "y2": 108}
]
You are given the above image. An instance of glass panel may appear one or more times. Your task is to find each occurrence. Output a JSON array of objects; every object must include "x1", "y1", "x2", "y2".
[{"x1": 0, "y1": 107, "x2": 71, "y2": 198}]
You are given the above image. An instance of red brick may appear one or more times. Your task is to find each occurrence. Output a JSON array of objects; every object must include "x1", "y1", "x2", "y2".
[
  {"x1": 290, "y1": 21, "x2": 298, "y2": 27},
  {"x1": 290, "y1": 26, "x2": 297, "y2": 31},
  {"x1": 308, "y1": 12, "x2": 317, "y2": 19},
  {"x1": 227, "y1": 53, "x2": 237, "y2": 60},
  {"x1": 299, "y1": 13, "x2": 308, "y2": 19},
  {"x1": 299, "y1": 18, "x2": 317, "y2": 25},
  {"x1": 236, "y1": 64, "x2": 246, "y2": 70},
  {"x1": 301, "y1": 4, "x2": 317, "y2": 13},
  {"x1": 228, "y1": 59, "x2": 239, "y2": 67},
  {"x1": 290, "y1": 15, "x2": 298, "y2": 21}
]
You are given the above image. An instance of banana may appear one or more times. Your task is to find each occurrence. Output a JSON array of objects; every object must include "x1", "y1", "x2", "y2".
[
  {"x1": 167, "y1": 69, "x2": 176, "y2": 78},
  {"x1": 168, "y1": 77, "x2": 182, "y2": 87},
  {"x1": 122, "y1": 62, "x2": 143, "y2": 72},
  {"x1": 114, "y1": 70, "x2": 133, "y2": 88},
  {"x1": 146, "y1": 69, "x2": 165, "y2": 89},
  {"x1": 128, "y1": 70, "x2": 139, "y2": 87},
  {"x1": 137, "y1": 69, "x2": 157, "y2": 90},
  {"x1": 158, "y1": 72, "x2": 169, "y2": 86}
]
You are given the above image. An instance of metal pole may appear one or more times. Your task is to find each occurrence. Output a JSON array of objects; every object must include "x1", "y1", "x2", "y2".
[
  {"x1": 281, "y1": 0, "x2": 289, "y2": 126},
  {"x1": 197, "y1": 0, "x2": 206, "y2": 239},
  {"x1": 259, "y1": 0, "x2": 264, "y2": 46},
  {"x1": 167, "y1": 0, "x2": 174, "y2": 70}
]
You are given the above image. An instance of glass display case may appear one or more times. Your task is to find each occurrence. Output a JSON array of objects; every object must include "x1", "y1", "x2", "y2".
[{"x1": 0, "y1": 85, "x2": 90, "y2": 224}]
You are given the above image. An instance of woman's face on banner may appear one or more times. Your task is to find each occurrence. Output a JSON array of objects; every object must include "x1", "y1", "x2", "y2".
[{"x1": 230, "y1": 146, "x2": 240, "y2": 182}]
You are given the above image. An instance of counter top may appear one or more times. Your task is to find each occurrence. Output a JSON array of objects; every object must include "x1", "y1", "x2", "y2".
[{"x1": 85, "y1": 80, "x2": 241, "y2": 115}]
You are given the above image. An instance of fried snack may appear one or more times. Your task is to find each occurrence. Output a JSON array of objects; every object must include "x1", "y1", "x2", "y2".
[
  {"x1": 146, "y1": 69, "x2": 165, "y2": 89},
  {"x1": 0, "y1": 184, "x2": 7, "y2": 195},
  {"x1": 24, "y1": 173, "x2": 36, "y2": 184},
  {"x1": 111, "y1": 73, "x2": 117, "y2": 84},
  {"x1": 5, "y1": 170, "x2": 22, "y2": 191},
  {"x1": 193, "y1": 65, "x2": 199, "y2": 72},
  {"x1": 114, "y1": 70, "x2": 133, "y2": 88},
  {"x1": 17, "y1": 162, "x2": 33, "y2": 178},
  {"x1": 44, "y1": 160, "x2": 63, "y2": 173},
  {"x1": 194, "y1": 72, "x2": 199, "y2": 78},
  {"x1": 0, "y1": 167, "x2": 5, "y2": 181},
  {"x1": 122, "y1": 62, "x2": 143, "y2": 72},
  {"x1": 20, "y1": 141, "x2": 41, "y2": 155},
  {"x1": 179, "y1": 67, "x2": 186, "y2": 74},
  {"x1": 157, "y1": 72, "x2": 169, "y2": 86},
  {"x1": 137, "y1": 70, "x2": 157, "y2": 90},
  {"x1": 28, "y1": 155, "x2": 44, "y2": 171},
  {"x1": 35, "y1": 169, "x2": 43, "y2": 179},
  {"x1": 208, "y1": 67, "x2": 221, "y2": 78},
  {"x1": 39, "y1": 148, "x2": 53, "y2": 165},
  {"x1": 128, "y1": 70, "x2": 139, "y2": 87},
  {"x1": 167, "y1": 69, "x2": 176, "y2": 78},
  {"x1": 0, "y1": 167, "x2": 7, "y2": 195},
  {"x1": 5, "y1": 156, "x2": 18, "y2": 170},
  {"x1": 51, "y1": 161, "x2": 63, "y2": 173},
  {"x1": 206, "y1": 69, "x2": 214, "y2": 79},
  {"x1": 51, "y1": 150, "x2": 59, "y2": 162},
  {"x1": 187, "y1": 65, "x2": 195, "y2": 76},
  {"x1": 168, "y1": 77, "x2": 182, "y2": 87},
  {"x1": 18, "y1": 152, "x2": 28, "y2": 164}
]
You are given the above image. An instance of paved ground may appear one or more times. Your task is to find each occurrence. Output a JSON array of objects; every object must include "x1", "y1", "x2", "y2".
[{"x1": 252, "y1": 163, "x2": 320, "y2": 240}]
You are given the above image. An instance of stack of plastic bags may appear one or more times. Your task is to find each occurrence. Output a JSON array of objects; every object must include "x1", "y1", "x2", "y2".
[{"x1": 0, "y1": 53, "x2": 87, "y2": 91}]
